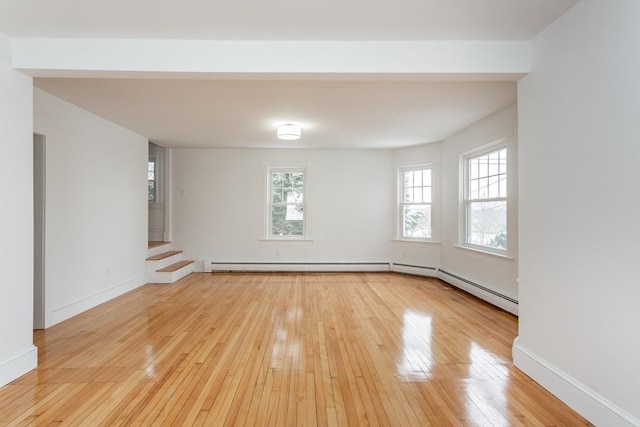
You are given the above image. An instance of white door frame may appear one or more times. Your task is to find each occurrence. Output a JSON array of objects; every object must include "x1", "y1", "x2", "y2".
[{"x1": 33, "y1": 133, "x2": 46, "y2": 329}]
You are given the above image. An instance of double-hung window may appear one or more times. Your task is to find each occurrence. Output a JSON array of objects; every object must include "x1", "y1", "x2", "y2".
[
  {"x1": 400, "y1": 167, "x2": 433, "y2": 239},
  {"x1": 464, "y1": 146, "x2": 507, "y2": 251},
  {"x1": 148, "y1": 159, "x2": 156, "y2": 201},
  {"x1": 267, "y1": 167, "x2": 307, "y2": 239}
]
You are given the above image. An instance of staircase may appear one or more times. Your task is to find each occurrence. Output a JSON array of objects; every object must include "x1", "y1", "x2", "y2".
[{"x1": 146, "y1": 242, "x2": 194, "y2": 283}]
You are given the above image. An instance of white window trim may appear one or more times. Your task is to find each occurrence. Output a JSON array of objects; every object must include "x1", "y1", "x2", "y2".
[
  {"x1": 460, "y1": 139, "x2": 509, "y2": 256},
  {"x1": 264, "y1": 164, "x2": 311, "y2": 240},
  {"x1": 396, "y1": 163, "x2": 438, "y2": 242}
]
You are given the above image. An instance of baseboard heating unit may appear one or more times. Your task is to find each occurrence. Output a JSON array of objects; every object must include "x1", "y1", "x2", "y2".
[
  {"x1": 389, "y1": 263, "x2": 438, "y2": 278},
  {"x1": 205, "y1": 262, "x2": 390, "y2": 273},
  {"x1": 438, "y1": 269, "x2": 518, "y2": 315}
]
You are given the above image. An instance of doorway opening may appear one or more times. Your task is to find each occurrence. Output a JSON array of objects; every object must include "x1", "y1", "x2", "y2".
[{"x1": 148, "y1": 142, "x2": 166, "y2": 242}]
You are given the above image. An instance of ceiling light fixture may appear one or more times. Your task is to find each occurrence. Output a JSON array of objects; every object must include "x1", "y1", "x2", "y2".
[{"x1": 277, "y1": 124, "x2": 301, "y2": 140}]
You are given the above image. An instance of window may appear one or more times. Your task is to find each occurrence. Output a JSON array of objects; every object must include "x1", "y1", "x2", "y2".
[
  {"x1": 148, "y1": 159, "x2": 156, "y2": 202},
  {"x1": 400, "y1": 167, "x2": 432, "y2": 239},
  {"x1": 267, "y1": 168, "x2": 307, "y2": 238},
  {"x1": 464, "y1": 146, "x2": 507, "y2": 251}
]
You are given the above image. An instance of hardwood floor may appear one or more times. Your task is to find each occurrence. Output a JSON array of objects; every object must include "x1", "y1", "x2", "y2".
[
  {"x1": 0, "y1": 272, "x2": 591, "y2": 426},
  {"x1": 148, "y1": 241, "x2": 170, "y2": 249}
]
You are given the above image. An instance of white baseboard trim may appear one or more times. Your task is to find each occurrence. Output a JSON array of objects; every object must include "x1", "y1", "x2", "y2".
[
  {"x1": 0, "y1": 345, "x2": 37, "y2": 387},
  {"x1": 513, "y1": 337, "x2": 639, "y2": 427},
  {"x1": 437, "y1": 269, "x2": 518, "y2": 315},
  {"x1": 49, "y1": 275, "x2": 147, "y2": 327},
  {"x1": 389, "y1": 263, "x2": 438, "y2": 278},
  {"x1": 206, "y1": 262, "x2": 390, "y2": 273}
]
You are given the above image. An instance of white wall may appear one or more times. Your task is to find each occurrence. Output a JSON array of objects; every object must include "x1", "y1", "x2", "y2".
[
  {"x1": 515, "y1": 1, "x2": 640, "y2": 425},
  {"x1": 34, "y1": 88, "x2": 149, "y2": 327},
  {"x1": 0, "y1": 33, "x2": 38, "y2": 387},
  {"x1": 440, "y1": 104, "x2": 519, "y2": 312},
  {"x1": 171, "y1": 149, "x2": 393, "y2": 267}
]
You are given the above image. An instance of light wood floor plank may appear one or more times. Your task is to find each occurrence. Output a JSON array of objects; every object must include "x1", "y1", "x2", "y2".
[{"x1": 0, "y1": 272, "x2": 593, "y2": 426}]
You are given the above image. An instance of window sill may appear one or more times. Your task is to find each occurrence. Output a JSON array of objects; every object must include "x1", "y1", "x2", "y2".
[
  {"x1": 260, "y1": 238, "x2": 314, "y2": 242},
  {"x1": 391, "y1": 239, "x2": 441, "y2": 244},
  {"x1": 454, "y1": 244, "x2": 515, "y2": 260}
]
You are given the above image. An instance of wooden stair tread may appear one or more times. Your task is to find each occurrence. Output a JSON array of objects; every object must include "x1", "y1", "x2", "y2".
[
  {"x1": 157, "y1": 261, "x2": 194, "y2": 272},
  {"x1": 146, "y1": 250, "x2": 182, "y2": 261},
  {"x1": 148, "y1": 241, "x2": 170, "y2": 249}
]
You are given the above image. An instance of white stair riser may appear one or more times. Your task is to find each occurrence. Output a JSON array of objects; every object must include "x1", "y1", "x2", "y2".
[
  {"x1": 147, "y1": 243, "x2": 172, "y2": 258},
  {"x1": 150, "y1": 263, "x2": 194, "y2": 284},
  {"x1": 146, "y1": 253, "x2": 183, "y2": 275}
]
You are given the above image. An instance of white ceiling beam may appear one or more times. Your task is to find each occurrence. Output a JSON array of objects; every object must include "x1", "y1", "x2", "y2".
[{"x1": 11, "y1": 38, "x2": 530, "y2": 80}]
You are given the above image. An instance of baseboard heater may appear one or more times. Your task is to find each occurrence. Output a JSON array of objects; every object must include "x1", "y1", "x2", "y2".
[
  {"x1": 391, "y1": 263, "x2": 437, "y2": 271},
  {"x1": 439, "y1": 269, "x2": 518, "y2": 305},
  {"x1": 206, "y1": 262, "x2": 390, "y2": 273}
]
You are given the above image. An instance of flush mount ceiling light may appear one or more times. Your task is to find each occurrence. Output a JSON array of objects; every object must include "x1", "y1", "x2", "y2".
[{"x1": 277, "y1": 124, "x2": 301, "y2": 140}]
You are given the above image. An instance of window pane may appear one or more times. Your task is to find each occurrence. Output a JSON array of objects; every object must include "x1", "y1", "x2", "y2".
[
  {"x1": 478, "y1": 177, "x2": 489, "y2": 199},
  {"x1": 423, "y1": 187, "x2": 432, "y2": 203},
  {"x1": 148, "y1": 180, "x2": 155, "y2": 201},
  {"x1": 499, "y1": 176, "x2": 507, "y2": 197},
  {"x1": 148, "y1": 161, "x2": 155, "y2": 180},
  {"x1": 285, "y1": 203, "x2": 303, "y2": 221},
  {"x1": 291, "y1": 172, "x2": 303, "y2": 189},
  {"x1": 470, "y1": 158, "x2": 479, "y2": 179},
  {"x1": 270, "y1": 185, "x2": 279, "y2": 203},
  {"x1": 284, "y1": 189, "x2": 303, "y2": 204},
  {"x1": 423, "y1": 169, "x2": 431, "y2": 186},
  {"x1": 413, "y1": 187, "x2": 422, "y2": 203},
  {"x1": 404, "y1": 171, "x2": 413, "y2": 188},
  {"x1": 272, "y1": 172, "x2": 282, "y2": 187},
  {"x1": 403, "y1": 205, "x2": 431, "y2": 238},
  {"x1": 272, "y1": 205, "x2": 303, "y2": 236},
  {"x1": 273, "y1": 172, "x2": 304, "y2": 203},
  {"x1": 404, "y1": 185, "x2": 412, "y2": 203},
  {"x1": 470, "y1": 179, "x2": 479, "y2": 200},
  {"x1": 466, "y1": 201, "x2": 506, "y2": 250},
  {"x1": 488, "y1": 150, "x2": 499, "y2": 176},
  {"x1": 414, "y1": 170, "x2": 422, "y2": 187},
  {"x1": 478, "y1": 154, "x2": 489, "y2": 179},
  {"x1": 499, "y1": 149, "x2": 507, "y2": 174},
  {"x1": 488, "y1": 176, "x2": 500, "y2": 198}
]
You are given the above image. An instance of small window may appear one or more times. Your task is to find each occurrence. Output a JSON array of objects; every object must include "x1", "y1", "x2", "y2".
[
  {"x1": 400, "y1": 167, "x2": 432, "y2": 239},
  {"x1": 464, "y1": 147, "x2": 507, "y2": 251},
  {"x1": 148, "y1": 159, "x2": 156, "y2": 202},
  {"x1": 267, "y1": 168, "x2": 307, "y2": 238}
]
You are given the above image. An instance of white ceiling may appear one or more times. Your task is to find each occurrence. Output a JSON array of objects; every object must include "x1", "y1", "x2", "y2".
[
  {"x1": 2, "y1": 0, "x2": 577, "y2": 149},
  {"x1": 34, "y1": 78, "x2": 517, "y2": 149},
  {"x1": 0, "y1": 1, "x2": 577, "y2": 41}
]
